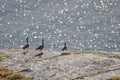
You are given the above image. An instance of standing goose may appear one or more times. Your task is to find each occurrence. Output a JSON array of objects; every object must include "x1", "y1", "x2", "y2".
[
  {"x1": 36, "y1": 39, "x2": 44, "y2": 50},
  {"x1": 61, "y1": 42, "x2": 67, "y2": 51},
  {"x1": 22, "y1": 37, "x2": 29, "y2": 50}
]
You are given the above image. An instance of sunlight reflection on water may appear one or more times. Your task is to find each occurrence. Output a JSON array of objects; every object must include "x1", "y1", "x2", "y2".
[{"x1": 0, "y1": 0, "x2": 120, "y2": 51}]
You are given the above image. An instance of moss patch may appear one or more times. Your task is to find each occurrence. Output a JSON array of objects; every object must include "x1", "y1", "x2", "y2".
[{"x1": 0, "y1": 67, "x2": 32, "y2": 80}]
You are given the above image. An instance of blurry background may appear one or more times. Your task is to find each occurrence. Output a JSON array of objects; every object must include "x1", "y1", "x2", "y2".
[{"x1": 0, "y1": 0, "x2": 120, "y2": 51}]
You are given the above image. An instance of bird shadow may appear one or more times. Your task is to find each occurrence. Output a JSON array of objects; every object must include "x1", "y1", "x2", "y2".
[
  {"x1": 22, "y1": 50, "x2": 29, "y2": 55},
  {"x1": 34, "y1": 52, "x2": 44, "y2": 58},
  {"x1": 19, "y1": 68, "x2": 32, "y2": 72},
  {"x1": 60, "y1": 52, "x2": 71, "y2": 56}
]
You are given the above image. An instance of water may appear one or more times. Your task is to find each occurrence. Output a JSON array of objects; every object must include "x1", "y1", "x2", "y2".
[{"x1": 0, "y1": 0, "x2": 120, "y2": 51}]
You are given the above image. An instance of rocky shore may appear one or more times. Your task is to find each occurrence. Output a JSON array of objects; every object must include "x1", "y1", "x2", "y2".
[{"x1": 0, "y1": 49, "x2": 120, "y2": 80}]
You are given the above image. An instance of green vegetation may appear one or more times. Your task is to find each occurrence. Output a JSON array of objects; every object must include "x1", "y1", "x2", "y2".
[
  {"x1": 106, "y1": 76, "x2": 120, "y2": 80},
  {"x1": 0, "y1": 56, "x2": 9, "y2": 61},
  {"x1": 0, "y1": 67, "x2": 32, "y2": 80}
]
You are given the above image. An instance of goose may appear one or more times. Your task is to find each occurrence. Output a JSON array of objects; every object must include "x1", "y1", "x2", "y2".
[
  {"x1": 22, "y1": 37, "x2": 29, "y2": 50},
  {"x1": 61, "y1": 42, "x2": 67, "y2": 51},
  {"x1": 36, "y1": 39, "x2": 44, "y2": 50}
]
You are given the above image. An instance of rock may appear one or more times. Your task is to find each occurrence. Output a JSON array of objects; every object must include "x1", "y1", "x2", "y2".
[{"x1": 0, "y1": 49, "x2": 120, "y2": 80}]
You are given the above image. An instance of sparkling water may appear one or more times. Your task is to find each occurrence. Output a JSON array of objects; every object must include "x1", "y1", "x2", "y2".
[{"x1": 0, "y1": 0, "x2": 120, "y2": 51}]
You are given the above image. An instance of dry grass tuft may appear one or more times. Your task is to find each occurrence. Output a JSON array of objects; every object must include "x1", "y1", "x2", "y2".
[
  {"x1": 105, "y1": 76, "x2": 120, "y2": 80},
  {"x1": 0, "y1": 56, "x2": 9, "y2": 61},
  {"x1": 0, "y1": 67, "x2": 32, "y2": 80},
  {"x1": 74, "y1": 51, "x2": 84, "y2": 54},
  {"x1": 69, "y1": 74, "x2": 88, "y2": 80}
]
